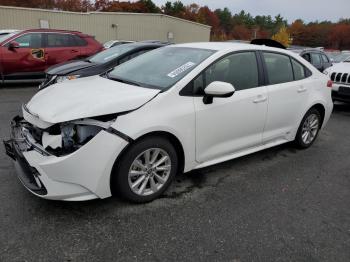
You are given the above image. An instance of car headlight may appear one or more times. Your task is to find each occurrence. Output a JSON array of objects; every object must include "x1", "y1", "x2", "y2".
[
  {"x1": 56, "y1": 75, "x2": 80, "y2": 83},
  {"x1": 42, "y1": 119, "x2": 112, "y2": 156}
]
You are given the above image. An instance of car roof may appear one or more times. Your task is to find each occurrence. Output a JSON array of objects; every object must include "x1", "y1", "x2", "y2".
[
  {"x1": 20, "y1": 28, "x2": 85, "y2": 35},
  {"x1": 173, "y1": 42, "x2": 293, "y2": 54},
  {"x1": 122, "y1": 42, "x2": 170, "y2": 48}
]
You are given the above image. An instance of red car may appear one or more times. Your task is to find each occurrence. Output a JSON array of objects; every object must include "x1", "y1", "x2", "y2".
[{"x1": 0, "y1": 29, "x2": 103, "y2": 83}]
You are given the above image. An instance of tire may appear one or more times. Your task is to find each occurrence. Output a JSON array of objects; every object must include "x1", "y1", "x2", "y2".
[
  {"x1": 294, "y1": 108, "x2": 322, "y2": 149},
  {"x1": 111, "y1": 136, "x2": 178, "y2": 203}
]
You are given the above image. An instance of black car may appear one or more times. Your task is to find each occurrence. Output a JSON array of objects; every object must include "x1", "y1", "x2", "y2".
[
  {"x1": 295, "y1": 49, "x2": 332, "y2": 72},
  {"x1": 39, "y1": 42, "x2": 169, "y2": 89}
]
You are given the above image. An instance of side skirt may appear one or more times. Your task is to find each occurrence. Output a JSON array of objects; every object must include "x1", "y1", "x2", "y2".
[{"x1": 193, "y1": 138, "x2": 290, "y2": 170}]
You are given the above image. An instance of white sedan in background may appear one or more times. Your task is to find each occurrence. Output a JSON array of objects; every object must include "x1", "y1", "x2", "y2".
[{"x1": 4, "y1": 42, "x2": 333, "y2": 202}]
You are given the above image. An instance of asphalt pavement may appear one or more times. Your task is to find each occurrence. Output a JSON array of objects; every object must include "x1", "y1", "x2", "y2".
[{"x1": 0, "y1": 85, "x2": 349, "y2": 262}]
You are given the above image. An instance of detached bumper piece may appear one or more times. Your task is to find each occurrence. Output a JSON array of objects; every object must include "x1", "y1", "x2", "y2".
[{"x1": 3, "y1": 117, "x2": 47, "y2": 196}]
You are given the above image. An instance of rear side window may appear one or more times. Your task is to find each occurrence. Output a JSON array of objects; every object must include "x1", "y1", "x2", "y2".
[
  {"x1": 311, "y1": 53, "x2": 321, "y2": 65},
  {"x1": 46, "y1": 33, "x2": 81, "y2": 47},
  {"x1": 72, "y1": 35, "x2": 87, "y2": 46},
  {"x1": 13, "y1": 33, "x2": 42, "y2": 48},
  {"x1": 292, "y1": 59, "x2": 307, "y2": 80},
  {"x1": 262, "y1": 52, "x2": 294, "y2": 85},
  {"x1": 321, "y1": 54, "x2": 329, "y2": 63}
]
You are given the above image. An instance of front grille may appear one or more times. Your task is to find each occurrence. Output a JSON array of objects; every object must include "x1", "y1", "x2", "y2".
[{"x1": 331, "y1": 72, "x2": 350, "y2": 85}]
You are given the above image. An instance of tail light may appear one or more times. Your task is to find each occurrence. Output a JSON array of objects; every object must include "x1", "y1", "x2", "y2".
[{"x1": 327, "y1": 80, "x2": 333, "y2": 88}]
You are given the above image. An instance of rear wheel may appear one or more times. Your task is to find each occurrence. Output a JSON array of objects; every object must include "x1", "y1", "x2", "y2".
[
  {"x1": 295, "y1": 108, "x2": 321, "y2": 149},
  {"x1": 112, "y1": 136, "x2": 178, "y2": 203}
]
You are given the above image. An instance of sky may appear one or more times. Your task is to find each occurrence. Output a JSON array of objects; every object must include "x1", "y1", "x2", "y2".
[{"x1": 149, "y1": 0, "x2": 350, "y2": 23}]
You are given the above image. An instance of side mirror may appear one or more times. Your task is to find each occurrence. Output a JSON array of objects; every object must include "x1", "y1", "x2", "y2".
[
  {"x1": 203, "y1": 81, "x2": 235, "y2": 104},
  {"x1": 8, "y1": 41, "x2": 20, "y2": 50}
]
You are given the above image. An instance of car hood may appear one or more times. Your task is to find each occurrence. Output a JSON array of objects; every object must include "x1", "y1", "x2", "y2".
[
  {"x1": 46, "y1": 60, "x2": 97, "y2": 75},
  {"x1": 25, "y1": 76, "x2": 161, "y2": 124},
  {"x1": 328, "y1": 62, "x2": 350, "y2": 73}
]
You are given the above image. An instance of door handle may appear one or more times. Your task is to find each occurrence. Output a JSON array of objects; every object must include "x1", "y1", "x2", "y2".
[
  {"x1": 253, "y1": 95, "x2": 267, "y2": 103},
  {"x1": 297, "y1": 86, "x2": 307, "y2": 93}
]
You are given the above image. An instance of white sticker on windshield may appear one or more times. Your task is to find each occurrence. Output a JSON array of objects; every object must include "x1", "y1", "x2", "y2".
[{"x1": 167, "y1": 62, "x2": 196, "y2": 78}]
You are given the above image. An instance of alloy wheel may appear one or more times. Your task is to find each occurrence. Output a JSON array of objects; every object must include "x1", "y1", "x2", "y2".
[
  {"x1": 128, "y1": 148, "x2": 171, "y2": 196},
  {"x1": 301, "y1": 113, "x2": 320, "y2": 145}
]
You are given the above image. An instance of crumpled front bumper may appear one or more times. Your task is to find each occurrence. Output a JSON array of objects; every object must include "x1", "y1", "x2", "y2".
[{"x1": 3, "y1": 117, "x2": 129, "y2": 201}]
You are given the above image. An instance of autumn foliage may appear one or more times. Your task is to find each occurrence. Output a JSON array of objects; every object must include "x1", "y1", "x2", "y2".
[{"x1": 0, "y1": 0, "x2": 349, "y2": 49}]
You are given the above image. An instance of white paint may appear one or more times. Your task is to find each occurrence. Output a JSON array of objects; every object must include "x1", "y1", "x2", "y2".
[{"x1": 15, "y1": 42, "x2": 332, "y2": 201}]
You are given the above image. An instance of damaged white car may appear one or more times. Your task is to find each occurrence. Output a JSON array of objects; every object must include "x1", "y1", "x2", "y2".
[{"x1": 4, "y1": 43, "x2": 333, "y2": 202}]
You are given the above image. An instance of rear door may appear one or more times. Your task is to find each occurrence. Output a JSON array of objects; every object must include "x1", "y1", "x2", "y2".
[
  {"x1": 261, "y1": 52, "x2": 310, "y2": 143},
  {"x1": 44, "y1": 33, "x2": 82, "y2": 68},
  {"x1": 321, "y1": 53, "x2": 332, "y2": 70},
  {"x1": 310, "y1": 52, "x2": 323, "y2": 71},
  {"x1": 1, "y1": 32, "x2": 46, "y2": 77}
]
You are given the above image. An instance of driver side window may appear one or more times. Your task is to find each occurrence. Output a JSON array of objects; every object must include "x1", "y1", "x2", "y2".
[
  {"x1": 193, "y1": 52, "x2": 259, "y2": 95},
  {"x1": 13, "y1": 33, "x2": 42, "y2": 48}
]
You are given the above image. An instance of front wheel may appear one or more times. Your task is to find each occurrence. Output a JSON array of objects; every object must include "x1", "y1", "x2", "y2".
[
  {"x1": 295, "y1": 108, "x2": 322, "y2": 149},
  {"x1": 112, "y1": 136, "x2": 178, "y2": 203}
]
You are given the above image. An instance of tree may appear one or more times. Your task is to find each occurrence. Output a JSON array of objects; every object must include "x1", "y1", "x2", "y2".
[
  {"x1": 138, "y1": 0, "x2": 160, "y2": 13},
  {"x1": 271, "y1": 26, "x2": 292, "y2": 47},
  {"x1": 215, "y1": 7, "x2": 232, "y2": 34},
  {"x1": 163, "y1": 1, "x2": 185, "y2": 17}
]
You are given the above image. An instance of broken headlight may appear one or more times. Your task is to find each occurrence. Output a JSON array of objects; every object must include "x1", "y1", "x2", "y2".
[
  {"x1": 56, "y1": 75, "x2": 80, "y2": 83},
  {"x1": 42, "y1": 119, "x2": 110, "y2": 156}
]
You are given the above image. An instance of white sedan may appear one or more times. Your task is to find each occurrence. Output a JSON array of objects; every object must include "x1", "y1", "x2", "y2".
[{"x1": 4, "y1": 42, "x2": 333, "y2": 202}]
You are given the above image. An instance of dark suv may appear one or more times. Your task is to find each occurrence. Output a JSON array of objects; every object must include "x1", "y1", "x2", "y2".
[
  {"x1": 0, "y1": 29, "x2": 103, "y2": 83},
  {"x1": 298, "y1": 49, "x2": 332, "y2": 72}
]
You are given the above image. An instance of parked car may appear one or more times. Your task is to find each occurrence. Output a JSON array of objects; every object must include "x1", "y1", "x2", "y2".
[
  {"x1": 324, "y1": 57, "x2": 350, "y2": 103},
  {"x1": 296, "y1": 49, "x2": 333, "y2": 72},
  {"x1": 4, "y1": 42, "x2": 333, "y2": 202},
  {"x1": 103, "y1": 40, "x2": 135, "y2": 49},
  {"x1": 39, "y1": 42, "x2": 169, "y2": 89},
  {"x1": 0, "y1": 29, "x2": 103, "y2": 83},
  {"x1": 332, "y1": 53, "x2": 350, "y2": 63}
]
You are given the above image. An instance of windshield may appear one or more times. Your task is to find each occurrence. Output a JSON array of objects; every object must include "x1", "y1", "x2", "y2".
[
  {"x1": 342, "y1": 55, "x2": 350, "y2": 62},
  {"x1": 89, "y1": 44, "x2": 136, "y2": 64},
  {"x1": 333, "y1": 53, "x2": 350, "y2": 63},
  {"x1": 108, "y1": 47, "x2": 215, "y2": 90},
  {"x1": 0, "y1": 32, "x2": 19, "y2": 44}
]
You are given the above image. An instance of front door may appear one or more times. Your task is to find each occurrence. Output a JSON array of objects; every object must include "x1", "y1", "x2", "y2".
[
  {"x1": 193, "y1": 52, "x2": 268, "y2": 163},
  {"x1": 1, "y1": 33, "x2": 46, "y2": 78}
]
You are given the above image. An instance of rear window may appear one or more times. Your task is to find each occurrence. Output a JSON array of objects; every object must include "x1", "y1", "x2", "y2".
[{"x1": 263, "y1": 52, "x2": 294, "y2": 85}]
